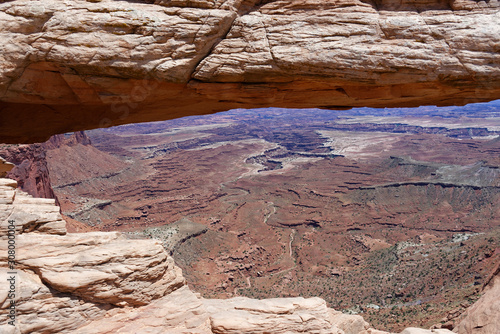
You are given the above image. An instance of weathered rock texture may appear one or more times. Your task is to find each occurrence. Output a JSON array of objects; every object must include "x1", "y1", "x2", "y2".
[
  {"x1": 0, "y1": 157, "x2": 13, "y2": 177},
  {"x1": 0, "y1": 0, "x2": 499, "y2": 143},
  {"x1": 0, "y1": 178, "x2": 65, "y2": 237},
  {"x1": 0, "y1": 178, "x2": 353, "y2": 333},
  {"x1": 72, "y1": 286, "x2": 213, "y2": 334},
  {"x1": 399, "y1": 329, "x2": 454, "y2": 334},
  {"x1": 0, "y1": 177, "x2": 463, "y2": 333},
  {"x1": 454, "y1": 265, "x2": 500, "y2": 334},
  {"x1": 0, "y1": 178, "x2": 186, "y2": 333},
  {"x1": 0, "y1": 143, "x2": 58, "y2": 201},
  {"x1": 0, "y1": 131, "x2": 113, "y2": 204},
  {"x1": 204, "y1": 296, "x2": 370, "y2": 334}
]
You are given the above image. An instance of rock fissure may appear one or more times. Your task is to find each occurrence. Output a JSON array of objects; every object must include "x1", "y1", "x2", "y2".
[
  {"x1": 189, "y1": 11, "x2": 239, "y2": 80},
  {"x1": 260, "y1": 13, "x2": 280, "y2": 71}
]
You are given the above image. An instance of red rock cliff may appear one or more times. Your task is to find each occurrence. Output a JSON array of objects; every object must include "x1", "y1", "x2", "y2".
[{"x1": 0, "y1": 131, "x2": 93, "y2": 201}]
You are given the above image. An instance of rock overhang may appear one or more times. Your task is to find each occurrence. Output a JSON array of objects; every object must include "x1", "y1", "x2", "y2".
[{"x1": 0, "y1": 0, "x2": 499, "y2": 143}]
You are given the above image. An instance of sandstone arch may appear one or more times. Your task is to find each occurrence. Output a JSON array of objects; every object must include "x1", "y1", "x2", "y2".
[{"x1": 0, "y1": 0, "x2": 499, "y2": 143}]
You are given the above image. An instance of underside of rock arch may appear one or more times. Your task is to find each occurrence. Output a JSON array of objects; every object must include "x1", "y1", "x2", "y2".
[{"x1": 0, "y1": 0, "x2": 499, "y2": 142}]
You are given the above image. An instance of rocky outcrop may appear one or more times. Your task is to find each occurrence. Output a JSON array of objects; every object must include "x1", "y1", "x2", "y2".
[
  {"x1": 1, "y1": 0, "x2": 500, "y2": 143},
  {"x1": 0, "y1": 144, "x2": 57, "y2": 201},
  {"x1": 0, "y1": 131, "x2": 103, "y2": 202},
  {"x1": 0, "y1": 177, "x2": 464, "y2": 333},
  {"x1": 0, "y1": 268, "x2": 108, "y2": 334},
  {"x1": 0, "y1": 178, "x2": 65, "y2": 237},
  {"x1": 43, "y1": 131, "x2": 92, "y2": 150},
  {"x1": 0, "y1": 157, "x2": 13, "y2": 177},
  {"x1": 204, "y1": 297, "x2": 369, "y2": 334},
  {"x1": 454, "y1": 268, "x2": 500, "y2": 334},
  {"x1": 72, "y1": 285, "x2": 213, "y2": 334},
  {"x1": 0, "y1": 178, "x2": 186, "y2": 333}
]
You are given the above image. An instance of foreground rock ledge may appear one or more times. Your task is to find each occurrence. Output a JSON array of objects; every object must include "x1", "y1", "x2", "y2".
[
  {"x1": 0, "y1": 0, "x2": 500, "y2": 143},
  {"x1": 0, "y1": 177, "x2": 469, "y2": 333}
]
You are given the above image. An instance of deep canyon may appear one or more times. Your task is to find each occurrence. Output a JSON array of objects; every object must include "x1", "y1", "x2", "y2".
[
  {"x1": 1, "y1": 0, "x2": 500, "y2": 332},
  {"x1": 2, "y1": 103, "x2": 499, "y2": 332},
  {"x1": 1, "y1": 0, "x2": 500, "y2": 143}
]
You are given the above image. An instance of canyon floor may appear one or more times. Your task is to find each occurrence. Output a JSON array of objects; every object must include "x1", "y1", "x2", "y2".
[{"x1": 6, "y1": 102, "x2": 500, "y2": 332}]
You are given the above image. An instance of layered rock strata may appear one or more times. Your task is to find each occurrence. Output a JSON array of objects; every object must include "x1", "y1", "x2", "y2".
[
  {"x1": 0, "y1": 131, "x2": 114, "y2": 203},
  {"x1": 0, "y1": 143, "x2": 57, "y2": 201},
  {"x1": 0, "y1": 178, "x2": 185, "y2": 333},
  {"x1": 1, "y1": 0, "x2": 500, "y2": 143}
]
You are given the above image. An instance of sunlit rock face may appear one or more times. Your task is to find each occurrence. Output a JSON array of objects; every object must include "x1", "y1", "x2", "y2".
[
  {"x1": 0, "y1": 0, "x2": 499, "y2": 143},
  {"x1": 454, "y1": 266, "x2": 500, "y2": 334}
]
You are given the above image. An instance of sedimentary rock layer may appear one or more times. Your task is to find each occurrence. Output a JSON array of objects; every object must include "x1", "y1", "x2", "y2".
[
  {"x1": 0, "y1": 158, "x2": 13, "y2": 177},
  {"x1": 0, "y1": 0, "x2": 499, "y2": 142}
]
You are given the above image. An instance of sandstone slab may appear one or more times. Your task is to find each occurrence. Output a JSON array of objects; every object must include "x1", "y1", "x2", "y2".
[
  {"x1": 0, "y1": 0, "x2": 499, "y2": 143},
  {"x1": 399, "y1": 328, "x2": 454, "y2": 334},
  {"x1": 0, "y1": 178, "x2": 66, "y2": 237},
  {"x1": 73, "y1": 286, "x2": 212, "y2": 334},
  {"x1": 454, "y1": 274, "x2": 500, "y2": 334},
  {"x1": 0, "y1": 157, "x2": 14, "y2": 177},
  {"x1": 0, "y1": 268, "x2": 108, "y2": 334},
  {"x1": 203, "y1": 295, "x2": 370, "y2": 334},
  {"x1": 0, "y1": 232, "x2": 185, "y2": 306}
]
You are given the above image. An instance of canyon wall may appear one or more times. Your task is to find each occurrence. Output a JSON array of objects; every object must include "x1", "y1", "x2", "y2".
[
  {"x1": 0, "y1": 144, "x2": 57, "y2": 201},
  {"x1": 0, "y1": 0, "x2": 500, "y2": 143},
  {"x1": 0, "y1": 132, "x2": 94, "y2": 202}
]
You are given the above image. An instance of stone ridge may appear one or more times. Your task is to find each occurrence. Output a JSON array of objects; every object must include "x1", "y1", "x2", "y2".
[
  {"x1": 0, "y1": 178, "x2": 66, "y2": 237},
  {"x1": 0, "y1": 0, "x2": 499, "y2": 143}
]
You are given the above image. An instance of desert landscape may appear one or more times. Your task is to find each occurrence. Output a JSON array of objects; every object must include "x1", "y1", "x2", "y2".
[
  {"x1": 1, "y1": 0, "x2": 500, "y2": 333},
  {"x1": 2, "y1": 102, "x2": 499, "y2": 332}
]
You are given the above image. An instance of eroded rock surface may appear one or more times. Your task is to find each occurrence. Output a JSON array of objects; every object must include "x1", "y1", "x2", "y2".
[
  {"x1": 73, "y1": 286, "x2": 213, "y2": 334},
  {"x1": 1, "y1": 0, "x2": 500, "y2": 143},
  {"x1": 454, "y1": 270, "x2": 500, "y2": 334},
  {"x1": 0, "y1": 158, "x2": 13, "y2": 177},
  {"x1": 399, "y1": 329, "x2": 453, "y2": 334},
  {"x1": 0, "y1": 268, "x2": 108, "y2": 334},
  {"x1": 13, "y1": 232, "x2": 185, "y2": 307},
  {"x1": 0, "y1": 178, "x2": 186, "y2": 333},
  {"x1": 204, "y1": 296, "x2": 369, "y2": 334},
  {"x1": 0, "y1": 178, "x2": 65, "y2": 237}
]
